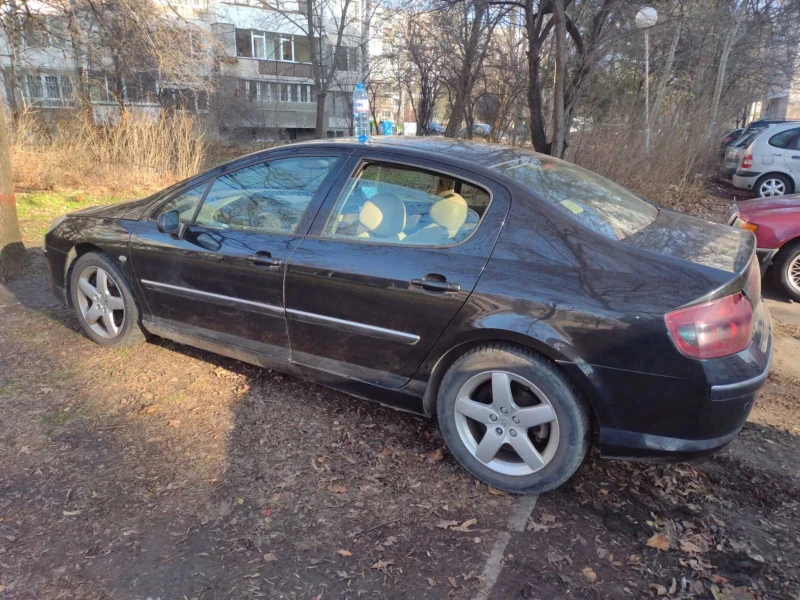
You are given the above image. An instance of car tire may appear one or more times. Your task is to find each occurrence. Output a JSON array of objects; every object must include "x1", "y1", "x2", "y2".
[
  {"x1": 437, "y1": 344, "x2": 591, "y2": 495},
  {"x1": 774, "y1": 240, "x2": 800, "y2": 302},
  {"x1": 69, "y1": 252, "x2": 146, "y2": 348},
  {"x1": 754, "y1": 173, "x2": 793, "y2": 198}
]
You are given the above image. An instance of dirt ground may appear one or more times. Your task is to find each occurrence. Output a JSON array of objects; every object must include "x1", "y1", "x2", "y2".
[{"x1": 1, "y1": 182, "x2": 799, "y2": 600}]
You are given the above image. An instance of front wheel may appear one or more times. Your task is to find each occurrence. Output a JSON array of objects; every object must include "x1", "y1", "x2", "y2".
[
  {"x1": 774, "y1": 240, "x2": 800, "y2": 302},
  {"x1": 69, "y1": 252, "x2": 146, "y2": 348},
  {"x1": 437, "y1": 344, "x2": 591, "y2": 495}
]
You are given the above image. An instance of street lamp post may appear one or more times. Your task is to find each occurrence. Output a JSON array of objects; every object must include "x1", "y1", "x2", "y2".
[{"x1": 636, "y1": 7, "x2": 658, "y2": 155}]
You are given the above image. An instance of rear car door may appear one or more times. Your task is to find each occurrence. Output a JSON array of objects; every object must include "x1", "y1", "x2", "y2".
[
  {"x1": 784, "y1": 129, "x2": 800, "y2": 178},
  {"x1": 129, "y1": 153, "x2": 347, "y2": 359},
  {"x1": 284, "y1": 152, "x2": 511, "y2": 388}
]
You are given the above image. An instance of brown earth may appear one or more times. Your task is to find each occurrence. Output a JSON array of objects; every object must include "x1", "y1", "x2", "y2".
[{"x1": 0, "y1": 180, "x2": 798, "y2": 600}]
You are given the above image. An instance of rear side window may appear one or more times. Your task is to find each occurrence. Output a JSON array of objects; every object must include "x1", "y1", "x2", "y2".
[
  {"x1": 323, "y1": 163, "x2": 490, "y2": 246},
  {"x1": 768, "y1": 128, "x2": 800, "y2": 149},
  {"x1": 490, "y1": 156, "x2": 657, "y2": 240}
]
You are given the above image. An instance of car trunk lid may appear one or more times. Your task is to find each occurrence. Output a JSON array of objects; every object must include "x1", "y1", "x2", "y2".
[{"x1": 623, "y1": 208, "x2": 755, "y2": 276}]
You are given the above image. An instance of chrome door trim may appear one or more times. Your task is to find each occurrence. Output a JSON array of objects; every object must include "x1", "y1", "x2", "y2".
[
  {"x1": 286, "y1": 308, "x2": 420, "y2": 345},
  {"x1": 140, "y1": 279, "x2": 284, "y2": 315}
]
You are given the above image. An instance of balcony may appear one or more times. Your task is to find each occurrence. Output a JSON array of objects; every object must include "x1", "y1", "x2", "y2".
[{"x1": 258, "y1": 60, "x2": 314, "y2": 79}]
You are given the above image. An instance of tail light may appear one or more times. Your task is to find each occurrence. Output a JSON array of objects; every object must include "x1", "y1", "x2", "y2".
[
  {"x1": 741, "y1": 154, "x2": 753, "y2": 169},
  {"x1": 665, "y1": 293, "x2": 754, "y2": 359}
]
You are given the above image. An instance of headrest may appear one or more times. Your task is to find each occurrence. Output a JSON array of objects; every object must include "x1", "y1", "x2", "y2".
[
  {"x1": 431, "y1": 191, "x2": 468, "y2": 232},
  {"x1": 359, "y1": 193, "x2": 406, "y2": 236}
]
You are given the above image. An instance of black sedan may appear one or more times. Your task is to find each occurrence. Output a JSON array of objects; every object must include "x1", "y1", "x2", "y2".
[{"x1": 44, "y1": 138, "x2": 773, "y2": 494}]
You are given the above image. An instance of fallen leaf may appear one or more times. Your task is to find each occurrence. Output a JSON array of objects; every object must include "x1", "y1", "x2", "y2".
[
  {"x1": 582, "y1": 567, "x2": 597, "y2": 582},
  {"x1": 680, "y1": 540, "x2": 703, "y2": 554},
  {"x1": 327, "y1": 484, "x2": 348, "y2": 494},
  {"x1": 427, "y1": 577, "x2": 436, "y2": 587},
  {"x1": 337, "y1": 549, "x2": 353, "y2": 557},
  {"x1": 711, "y1": 574, "x2": 729, "y2": 585},
  {"x1": 596, "y1": 548, "x2": 609, "y2": 559},
  {"x1": 452, "y1": 518, "x2": 477, "y2": 532},
  {"x1": 541, "y1": 513, "x2": 557, "y2": 524},
  {"x1": 747, "y1": 553, "x2": 765, "y2": 563},
  {"x1": 62, "y1": 510, "x2": 82, "y2": 516},
  {"x1": 436, "y1": 520, "x2": 459, "y2": 529},
  {"x1": 448, "y1": 576, "x2": 457, "y2": 588},
  {"x1": 262, "y1": 509, "x2": 272, "y2": 517},
  {"x1": 236, "y1": 498, "x2": 244, "y2": 505},
  {"x1": 488, "y1": 487, "x2": 507, "y2": 496},
  {"x1": 528, "y1": 522, "x2": 550, "y2": 532},
  {"x1": 429, "y1": 448, "x2": 445, "y2": 461},
  {"x1": 383, "y1": 536, "x2": 397, "y2": 546},
  {"x1": 646, "y1": 534, "x2": 670, "y2": 551},
  {"x1": 167, "y1": 419, "x2": 181, "y2": 428},
  {"x1": 371, "y1": 559, "x2": 394, "y2": 571},
  {"x1": 263, "y1": 553, "x2": 277, "y2": 562},
  {"x1": 649, "y1": 583, "x2": 668, "y2": 596}
]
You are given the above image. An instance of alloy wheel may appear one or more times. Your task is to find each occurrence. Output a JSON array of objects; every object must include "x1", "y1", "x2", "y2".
[
  {"x1": 788, "y1": 255, "x2": 800, "y2": 295},
  {"x1": 453, "y1": 371, "x2": 560, "y2": 476},
  {"x1": 759, "y1": 178, "x2": 786, "y2": 197},
  {"x1": 76, "y1": 266, "x2": 126, "y2": 339}
]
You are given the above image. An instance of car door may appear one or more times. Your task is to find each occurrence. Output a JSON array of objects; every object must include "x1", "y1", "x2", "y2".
[
  {"x1": 284, "y1": 151, "x2": 511, "y2": 388},
  {"x1": 129, "y1": 152, "x2": 348, "y2": 360},
  {"x1": 784, "y1": 129, "x2": 800, "y2": 179}
]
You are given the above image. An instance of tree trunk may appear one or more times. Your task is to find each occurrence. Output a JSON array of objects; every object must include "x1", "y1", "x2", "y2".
[
  {"x1": 708, "y1": 0, "x2": 747, "y2": 136},
  {"x1": 550, "y1": 0, "x2": 567, "y2": 157},
  {"x1": 0, "y1": 94, "x2": 27, "y2": 282},
  {"x1": 651, "y1": 21, "x2": 681, "y2": 127},
  {"x1": 525, "y1": 0, "x2": 550, "y2": 153},
  {"x1": 315, "y1": 91, "x2": 327, "y2": 138}
]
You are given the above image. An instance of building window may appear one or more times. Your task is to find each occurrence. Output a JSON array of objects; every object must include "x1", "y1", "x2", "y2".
[
  {"x1": 280, "y1": 84, "x2": 289, "y2": 102},
  {"x1": 278, "y1": 37, "x2": 293, "y2": 61},
  {"x1": 252, "y1": 32, "x2": 266, "y2": 59},
  {"x1": 45, "y1": 75, "x2": 61, "y2": 99},
  {"x1": 24, "y1": 74, "x2": 42, "y2": 99},
  {"x1": 301, "y1": 85, "x2": 308, "y2": 103},
  {"x1": 335, "y1": 46, "x2": 360, "y2": 72},
  {"x1": 236, "y1": 29, "x2": 252, "y2": 57}
]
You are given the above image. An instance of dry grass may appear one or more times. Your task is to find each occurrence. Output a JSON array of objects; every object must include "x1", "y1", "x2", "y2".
[
  {"x1": 567, "y1": 121, "x2": 718, "y2": 208},
  {"x1": 9, "y1": 108, "x2": 207, "y2": 196}
]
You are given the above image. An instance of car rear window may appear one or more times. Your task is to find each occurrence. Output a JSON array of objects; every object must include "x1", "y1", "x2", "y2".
[{"x1": 489, "y1": 156, "x2": 658, "y2": 240}]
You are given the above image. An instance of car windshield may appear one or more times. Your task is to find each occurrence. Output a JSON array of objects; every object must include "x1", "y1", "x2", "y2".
[{"x1": 490, "y1": 155, "x2": 658, "y2": 240}]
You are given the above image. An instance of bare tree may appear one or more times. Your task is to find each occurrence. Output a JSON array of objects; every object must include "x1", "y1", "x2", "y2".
[{"x1": 0, "y1": 93, "x2": 27, "y2": 282}]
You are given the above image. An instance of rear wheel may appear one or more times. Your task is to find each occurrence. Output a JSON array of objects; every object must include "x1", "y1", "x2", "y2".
[
  {"x1": 437, "y1": 344, "x2": 591, "y2": 494},
  {"x1": 774, "y1": 240, "x2": 800, "y2": 302},
  {"x1": 754, "y1": 173, "x2": 792, "y2": 198},
  {"x1": 69, "y1": 252, "x2": 146, "y2": 348}
]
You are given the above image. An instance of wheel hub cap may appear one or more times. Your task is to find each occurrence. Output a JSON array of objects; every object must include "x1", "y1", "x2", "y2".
[
  {"x1": 76, "y1": 266, "x2": 125, "y2": 339},
  {"x1": 453, "y1": 371, "x2": 560, "y2": 476}
]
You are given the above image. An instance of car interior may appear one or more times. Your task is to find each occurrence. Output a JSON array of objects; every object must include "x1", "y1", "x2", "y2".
[{"x1": 326, "y1": 166, "x2": 488, "y2": 246}]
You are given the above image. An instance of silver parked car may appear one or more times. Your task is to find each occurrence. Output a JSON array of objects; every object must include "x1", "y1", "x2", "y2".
[{"x1": 732, "y1": 122, "x2": 800, "y2": 197}]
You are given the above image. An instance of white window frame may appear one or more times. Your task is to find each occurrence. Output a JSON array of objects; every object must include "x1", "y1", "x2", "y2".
[{"x1": 251, "y1": 31, "x2": 266, "y2": 59}]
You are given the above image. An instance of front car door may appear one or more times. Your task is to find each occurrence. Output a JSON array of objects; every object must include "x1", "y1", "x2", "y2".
[
  {"x1": 129, "y1": 152, "x2": 348, "y2": 359},
  {"x1": 284, "y1": 151, "x2": 511, "y2": 388}
]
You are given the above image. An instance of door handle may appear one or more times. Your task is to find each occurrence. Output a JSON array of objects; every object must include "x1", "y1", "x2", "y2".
[
  {"x1": 411, "y1": 275, "x2": 461, "y2": 293},
  {"x1": 246, "y1": 251, "x2": 282, "y2": 267},
  {"x1": 792, "y1": 155, "x2": 800, "y2": 159}
]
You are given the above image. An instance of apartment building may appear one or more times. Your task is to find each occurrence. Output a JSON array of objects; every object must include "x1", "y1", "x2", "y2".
[{"x1": 0, "y1": 0, "x2": 363, "y2": 140}]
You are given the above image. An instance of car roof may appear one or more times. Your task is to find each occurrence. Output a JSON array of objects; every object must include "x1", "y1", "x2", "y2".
[{"x1": 259, "y1": 137, "x2": 550, "y2": 176}]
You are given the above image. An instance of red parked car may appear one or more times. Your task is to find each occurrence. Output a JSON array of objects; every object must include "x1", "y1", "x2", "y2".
[{"x1": 727, "y1": 195, "x2": 800, "y2": 300}]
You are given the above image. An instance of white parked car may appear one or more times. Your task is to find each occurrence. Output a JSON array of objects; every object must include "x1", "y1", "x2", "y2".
[{"x1": 732, "y1": 122, "x2": 800, "y2": 198}]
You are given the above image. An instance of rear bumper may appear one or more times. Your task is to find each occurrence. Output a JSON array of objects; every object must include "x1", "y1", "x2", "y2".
[
  {"x1": 593, "y1": 309, "x2": 773, "y2": 461},
  {"x1": 732, "y1": 171, "x2": 758, "y2": 190},
  {"x1": 720, "y1": 164, "x2": 737, "y2": 179}
]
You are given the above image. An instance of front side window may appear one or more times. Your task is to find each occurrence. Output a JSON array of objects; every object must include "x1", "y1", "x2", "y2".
[
  {"x1": 156, "y1": 183, "x2": 207, "y2": 223},
  {"x1": 193, "y1": 156, "x2": 338, "y2": 234},
  {"x1": 235, "y1": 29, "x2": 252, "y2": 58},
  {"x1": 490, "y1": 154, "x2": 657, "y2": 240},
  {"x1": 324, "y1": 163, "x2": 491, "y2": 246}
]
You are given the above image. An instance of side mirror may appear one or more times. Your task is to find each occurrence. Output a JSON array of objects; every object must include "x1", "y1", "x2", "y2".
[{"x1": 157, "y1": 210, "x2": 181, "y2": 237}]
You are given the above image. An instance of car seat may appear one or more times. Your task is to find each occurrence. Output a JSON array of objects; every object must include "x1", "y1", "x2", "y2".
[
  {"x1": 405, "y1": 190, "x2": 469, "y2": 244},
  {"x1": 357, "y1": 193, "x2": 407, "y2": 241}
]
